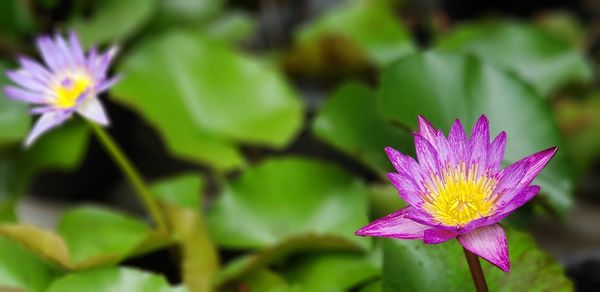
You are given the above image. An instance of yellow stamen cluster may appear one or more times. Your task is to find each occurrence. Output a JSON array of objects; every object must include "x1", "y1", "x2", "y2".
[
  {"x1": 422, "y1": 163, "x2": 497, "y2": 227},
  {"x1": 53, "y1": 73, "x2": 92, "y2": 108}
]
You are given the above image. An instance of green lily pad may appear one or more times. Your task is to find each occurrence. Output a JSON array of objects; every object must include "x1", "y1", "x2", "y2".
[
  {"x1": 112, "y1": 31, "x2": 304, "y2": 171},
  {"x1": 312, "y1": 83, "x2": 412, "y2": 177},
  {"x1": 0, "y1": 237, "x2": 59, "y2": 292},
  {"x1": 284, "y1": 252, "x2": 381, "y2": 291},
  {"x1": 240, "y1": 269, "x2": 295, "y2": 292},
  {"x1": 215, "y1": 234, "x2": 363, "y2": 288},
  {"x1": 0, "y1": 121, "x2": 90, "y2": 221},
  {"x1": 207, "y1": 157, "x2": 369, "y2": 249},
  {"x1": 151, "y1": 174, "x2": 202, "y2": 209},
  {"x1": 0, "y1": 205, "x2": 151, "y2": 270},
  {"x1": 383, "y1": 227, "x2": 572, "y2": 291},
  {"x1": 0, "y1": 61, "x2": 30, "y2": 146},
  {"x1": 296, "y1": 1, "x2": 414, "y2": 66},
  {"x1": 68, "y1": 0, "x2": 157, "y2": 47},
  {"x1": 379, "y1": 51, "x2": 573, "y2": 214},
  {"x1": 57, "y1": 206, "x2": 150, "y2": 264},
  {"x1": 151, "y1": 174, "x2": 219, "y2": 292},
  {"x1": 45, "y1": 267, "x2": 185, "y2": 292},
  {"x1": 436, "y1": 21, "x2": 591, "y2": 95}
]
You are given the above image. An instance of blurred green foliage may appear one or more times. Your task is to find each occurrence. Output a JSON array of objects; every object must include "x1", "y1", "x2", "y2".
[{"x1": 0, "y1": 0, "x2": 594, "y2": 291}]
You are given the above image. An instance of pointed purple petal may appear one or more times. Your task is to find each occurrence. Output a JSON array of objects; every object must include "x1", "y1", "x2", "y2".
[
  {"x1": 423, "y1": 228, "x2": 457, "y2": 244},
  {"x1": 488, "y1": 132, "x2": 507, "y2": 171},
  {"x1": 68, "y1": 30, "x2": 85, "y2": 65},
  {"x1": 514, "y1": 147, "x2": 558, "y2": 189},
  {"x1": 385, "y1": 147, "x2": 424, "y2": 182},
  {"x1": 94, "y1": 75, "x2": 121, "y2": 94},
  {"x1": 24, "y1": 111, "x2": 71, "y2": 147},
  {"x1": 494, "y1": 185, "x2": 541, "y2": 218},
  {"x1": 414, "y1": 133, "x2": 441, "y2": 177},
  {"x1": 355, "y1": 206, "x2": 428, "y2": 239},
  {"x1": 458, "y1": 224, "x2": 510, "y2": 272},
  {"x1": 36, "y1": 36, "x2": 64, "y2": 73},
  {"x1": 94, "y1": 46, "x2": 119, "y2": 81},
  {"x1": 387, "y1": 173, "x2": 423, "y2": 207},
  {"x1": 76, "y1": 97, "x2": 110, "y2": 126},
  {"x1": 405, "y1": 208, "x2": 460, "y2": 233},
  {"x1": 435, "y1": 129, "x2": 455, "y2": 169},
  {"x1": 448, "y1": 119, "x2": 468, "y2": 163},
  {"x1": 417, "y1": 115, "x2": 437, "y2": 144},
  {"x1": 469, "y1": 115, "x2": 490, "y2": 177},
  {"x1": 4, "y1": 86, "x2": 47, "y2": 104},
  {"x1": 54, "y1": 33, "x2": 76, "y2": 71},
  {"x1": 494, "y1": 160, "x2": 530, "y2": 194},
  {"x1": 6, "y1": 70, "x2": 48, "y2": 92},
  {"x1": 17, "y1": 57, "x2": 52, "y2": 83}
]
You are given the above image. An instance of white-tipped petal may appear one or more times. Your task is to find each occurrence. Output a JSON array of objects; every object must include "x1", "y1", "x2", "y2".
[{"x1": 77, "y1": 97, "x2": 110, "y2": 126}]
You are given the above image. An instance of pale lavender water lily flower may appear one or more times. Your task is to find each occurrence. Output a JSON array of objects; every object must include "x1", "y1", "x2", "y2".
[
  {"x1": 356, "y1": 115, "x2": 557, "y2": 272},
  {"x1": 4, "y1": 31, "x2": 120, "y2": 146}
]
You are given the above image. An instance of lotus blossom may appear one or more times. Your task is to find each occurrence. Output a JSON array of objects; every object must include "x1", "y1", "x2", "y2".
[
  {"x1": 4, "y1": 31, "x2": 120, "y2": 146},
  {"x1": 355, "y1": 115, "x2": 557, "y2": 272}
]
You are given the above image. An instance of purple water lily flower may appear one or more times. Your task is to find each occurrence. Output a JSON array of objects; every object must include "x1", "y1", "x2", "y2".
[
  {"x1": 4, "y1": 31, "x2": 120, "y2": 146},
  {"x1": 356, "y1": 115, "x2": 557, "y2": 272}
]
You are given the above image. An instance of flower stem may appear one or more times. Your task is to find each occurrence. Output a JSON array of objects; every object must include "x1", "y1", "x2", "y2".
[
  {"x1": 89, "y1": 123, "x2": 168, "y2": 232},
  {"x1": 463, "y1": 247, "x2": 489, "y2": 292}
]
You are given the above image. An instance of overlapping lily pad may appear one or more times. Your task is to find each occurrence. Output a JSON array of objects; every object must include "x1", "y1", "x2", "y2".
[
  {"x1": 45, "y1": 267, "x2": 185, "y2": 292},
  {"x1": 436, "y1": 21, "x2": 591, "y2": 95},
  {"x1": 0, "y1": 62, "x2": 30, "y2": 145},
  {"x1": 0, "y1": 121, "x2": 90, "y2": 221},
  {"x1": 294, "y1": 1, "x2": 414, "y2": 67},
  {"x1": 312, "y1": 83, "x2": 412, "y2": 177},
  {"x1": 151, "y1": 174, "x2": 219, "y2": 292},
  {"x1": 383, "y1": 228, "x2": 572, "y2": 291},
  {"x1": 69, "y1": 0, "x2": 157, "y2": 47},
  {"x1": 112, "y1": 31, "x2": 304, "y2": 171},
  {"x1": 0, "y1": 205, "x2": 151, "y2": 270},
  {"x1": 207, "y1": 157, "x2": 369, "y2": 249},
  {"x1": 0, "y1": 237, "x2": 59, "y2": 292}
]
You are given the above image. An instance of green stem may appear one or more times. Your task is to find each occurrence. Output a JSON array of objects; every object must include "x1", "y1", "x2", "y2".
[{"x1": 89, "y1": 123, "x2": 168, "y2": 232}]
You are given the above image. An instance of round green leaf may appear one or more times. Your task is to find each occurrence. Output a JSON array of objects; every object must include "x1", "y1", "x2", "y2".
[
  {"x1": 379, "y1": 51, "x2": 573, "y2": 214},
  {"x1": 57, "y1": 206, "x2": 150, "y2": 264},
  {"x1": 156, "y1": 0, "x2": 224, "y2": 24},
  {"x1": 0, "y1": 62, "x2": 30, "y2": 145},
  {"x1": 436, "y1": 21, "x2": 591, "y2": 95},
  {"x1": 0, "y1": 121, "x2": 89, "y2": 221},
  {"x1": 19, "y1": 121, "x2": 90, "y2": 176},
  {"x1": 312, "y1": 83, "x2": 412, "y2": 177},
  {"x1": 296, "y1": 1, "x2": 414, "y2": 66},
  {"x1": 382, "y1": 228, "x2": 572, "y2": 291},
  {"x1": 46, "y1": 267, "x2": 184, "y2": 292},
  {"x1": 215, "y1": 234, "x2": 363, "y2": 288},
  {"x1": 112, "y1": 31, "x2": 304, "y2": 171},
  {"x1": 68, "y1": 0, "x2": 157, "y2": 47},
  {"x1": 284, "y1": 252, "x2": 380, "y2": 291},
  {"x1": 0, "y1": 237, "x2": 59, "y2": 292},
  {"x1": 151, "y1": 173, "x2": 203, "y2": 209},
  {"x1": 207, "y1": 157, "x2": 369, "y2": 249},
  {"x1": 150, "y1": 174, "x2": 219, "y2": 292},
  {"x1": 0, "y1": 205, "x2": 153, "y2": 270}
]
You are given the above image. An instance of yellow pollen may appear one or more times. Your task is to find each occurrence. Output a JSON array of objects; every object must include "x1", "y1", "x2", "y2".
[
  {"x1": 422, "y1": 163, "x2": 497, "y2": 227},
  {"x1": 53, "y1": 73, "x2": 92, "y2": 108}
]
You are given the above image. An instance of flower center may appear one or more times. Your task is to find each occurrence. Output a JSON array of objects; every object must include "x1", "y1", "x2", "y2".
[
  {"x1": 54, "y1": 73, "x2": 92, "y2": 108},
  {"x1": 422, "y1": 164, "x2": 497, "y2": 227}
]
